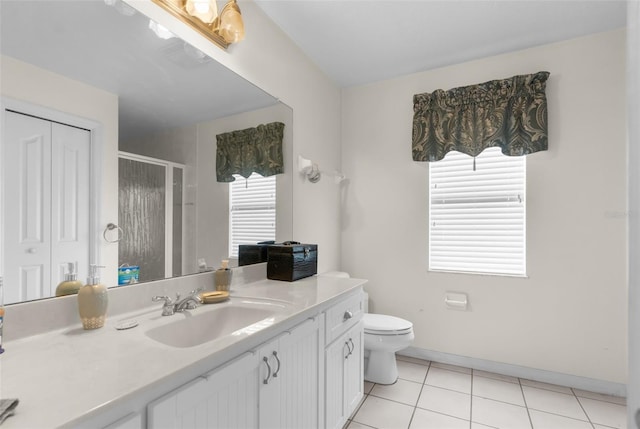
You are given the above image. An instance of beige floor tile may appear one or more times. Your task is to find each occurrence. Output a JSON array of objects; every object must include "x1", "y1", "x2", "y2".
[
  {"x1": 520, "y1": 379, "x2": 573, "y2": 395},
  {"x1": 473, "y1": 375, "x2": 526, "y2": 406},
  {"x1": 528, "y1": 409, "x2": 592, "y2": 429},
  {"x1": 410, "y1": 408, "x2": 469, "y2": 429},
  {"x1": 425, "y1": 367, "x2": 472, "y2": 394},
  {"x1": 352, "y1": 395, "x2": 414, "y2": 429},
  {"x1": 397, "y1": 360, "x2": 429, "y2": 383},
  {"x1": 473, "y1": 369, "x2": 519, "y2": 384},
  {"x1": 370, "y1": 378, "x2": 422, "y2": 406},
  {"x1": 522, "y1": 386, "x2": 587, "y2": 421},
  {"x1": 578, "y1": 397, "x2": 627, "y2": 429},
  {"x1": 573, "y1": 389, "x2": 626, "y2": 406},
  {"x1": 431, "y1": 361, "x2": 472, "y2": 374},
  {"x1": 364, "y1": 381, "x2": 375, "y2": 394},
  {"x1": 417, "y1": 384, "x2": 471, "y2": 420},
  {"x1": 472, "y1": 396, "x2": 532, "y2": 429}
]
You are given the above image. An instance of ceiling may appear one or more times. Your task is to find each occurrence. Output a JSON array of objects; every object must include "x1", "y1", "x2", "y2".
[
  {"x1": 255, "y1": 0, "x2": 628, "y2": 88},
  {"x1": 0, "y1": 0, "x2": 277, "y2": 140}
]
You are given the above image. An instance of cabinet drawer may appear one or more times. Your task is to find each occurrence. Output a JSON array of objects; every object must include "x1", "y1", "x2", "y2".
[{"x1": 325, "y1": 291, "x2": 363, "y2": 344}]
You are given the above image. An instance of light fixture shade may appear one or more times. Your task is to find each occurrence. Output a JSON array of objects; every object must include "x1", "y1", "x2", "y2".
[
  {"x1": 185, "y1": 0, "x2": 218, "y2": 24},
  {"x1": 218, "y1": 0, "x2": 245, "y2": 44}
]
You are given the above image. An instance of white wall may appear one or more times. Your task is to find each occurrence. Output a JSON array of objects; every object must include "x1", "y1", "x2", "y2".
[
  {"x1": 1, "y1": 55, "x2": 120, "y2": 287},
  {"x1": 627, "y1": 0, "x2": 640, "y2": 423},
  {"x1": 341, "y1": 30, "x2": 627, "y2": 384},
  {"x1": 130, "y1": 0, "x2": 343, "y2": 273}
]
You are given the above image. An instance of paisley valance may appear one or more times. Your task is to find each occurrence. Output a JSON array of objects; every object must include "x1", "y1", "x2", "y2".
[
  {"x1": 412, "y1": 71, "x2": 549, "y2": 162},
  {"x1": 216, "y1": 122, "x2": 284, "y2": 182}
]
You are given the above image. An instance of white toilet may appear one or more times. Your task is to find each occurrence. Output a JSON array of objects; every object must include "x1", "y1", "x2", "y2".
[
  {"x1": 319, "y1": 271, "x2": 414, "y2": 385},
  {"x1": 363, "y1": 313, "x2": 414, "y2": 384}
]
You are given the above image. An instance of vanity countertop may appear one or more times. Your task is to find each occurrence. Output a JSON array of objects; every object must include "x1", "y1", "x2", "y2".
[{"x1": 0, "y1": 275, "x2": 366, "y2": 428}]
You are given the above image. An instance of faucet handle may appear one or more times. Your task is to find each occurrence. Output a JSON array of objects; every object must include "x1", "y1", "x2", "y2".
[
  {"x1": 152, "y1": 295, "x2": 173, "y2": 305},
  {"x1": 153, "y1": 295, "x2": 176, "y2": 316}
]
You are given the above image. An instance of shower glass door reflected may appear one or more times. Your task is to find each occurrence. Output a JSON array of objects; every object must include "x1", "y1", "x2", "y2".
[{"x1": 118, "y1": 154, "x2": 185, "y2": 283}]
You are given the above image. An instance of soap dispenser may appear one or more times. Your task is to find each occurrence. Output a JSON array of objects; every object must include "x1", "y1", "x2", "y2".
[
  {"x1": 55, "y1": 262, "x2": 83, "y2": 297},
  {"x1": 214, "y1": 259, "x2": 232, "y2": 291},
  {"x1": 78, "y1": 265, "x2": 108, "y2": 330}
]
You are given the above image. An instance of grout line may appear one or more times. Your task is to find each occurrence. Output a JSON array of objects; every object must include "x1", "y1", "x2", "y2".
[
  {"x1": 470, "y1": 368, "x2": 474, "y2": 429},
  {"x1": 518, "y1": 377, "x2": 535, "y2": 429},
  {"x1": 406, "y1": 360, "x2": 431, "y2": 429},
  {"x1": 571, "y1": 389, "x2": 596, "y2": 429}
]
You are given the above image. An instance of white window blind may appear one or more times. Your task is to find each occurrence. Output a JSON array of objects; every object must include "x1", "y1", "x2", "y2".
[
  {"x1": 429, "y1": 147, "x2": 526, "y2": 276},
  {"x1": 229, "y1": 173, "x2": 276, "y2": 258}
]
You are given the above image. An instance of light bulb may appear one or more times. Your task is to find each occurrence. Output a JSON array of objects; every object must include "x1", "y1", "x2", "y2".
[
  {"x1": 185, "y1": 0, "x2": 217, "y2": 24},
  {"x1": 194, "y1": 0, "x2": 209, "y2": 13}
]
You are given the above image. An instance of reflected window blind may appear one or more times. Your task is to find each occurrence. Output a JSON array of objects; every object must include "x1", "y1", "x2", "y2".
[
  {"x1": 229, "y1": 173, "x2": 276, "y2": 258},
  {"x1": 429, "y1": 147, "x2": 526, "y2": 276}
]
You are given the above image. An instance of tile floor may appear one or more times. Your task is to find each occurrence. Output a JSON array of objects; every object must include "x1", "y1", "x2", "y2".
[{"x1": 345, "y1": 355, "x2": 627, "y2": 429}]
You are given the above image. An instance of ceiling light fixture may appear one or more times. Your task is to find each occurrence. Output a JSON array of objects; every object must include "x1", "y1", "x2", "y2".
[{"x1": 150, "y1": 0, "x2": 245, "y2": 49}]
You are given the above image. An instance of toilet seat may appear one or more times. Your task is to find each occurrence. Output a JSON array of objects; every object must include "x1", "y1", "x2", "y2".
[{"x1": 363, "y1": 313, "x2": 413, "y2": 335}]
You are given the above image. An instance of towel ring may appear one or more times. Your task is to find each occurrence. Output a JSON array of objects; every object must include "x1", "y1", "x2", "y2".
[{"x1": 103, "y1": 223, "x2": 124, "y2": 243}]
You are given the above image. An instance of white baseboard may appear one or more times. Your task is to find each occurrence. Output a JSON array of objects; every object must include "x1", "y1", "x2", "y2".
[{"x1": 399, "y1": 346, "x2": 627, "y2": 398}]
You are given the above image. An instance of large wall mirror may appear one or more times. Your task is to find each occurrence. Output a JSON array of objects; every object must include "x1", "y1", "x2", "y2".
[{"x1": 0, "y1": 0, "x2": 293, "y2": 305}]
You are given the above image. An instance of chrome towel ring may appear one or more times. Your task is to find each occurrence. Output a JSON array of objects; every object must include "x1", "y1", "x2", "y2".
[{"x1": 103, "y1": 223, "x2": 124, "y2": 243}]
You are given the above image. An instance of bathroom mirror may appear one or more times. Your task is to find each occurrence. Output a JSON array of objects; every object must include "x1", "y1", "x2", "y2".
[{"x1": 0, "y1": 0, "x2": 293, "y2": 304}]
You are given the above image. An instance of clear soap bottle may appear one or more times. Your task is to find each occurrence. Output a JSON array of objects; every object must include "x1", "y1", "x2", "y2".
[
  {"x1": 78, "y1": 265, "x2": 108, "y2": 329},
  {"x1": 56, "y1": 262, "x2": 83, "y2": 297}
]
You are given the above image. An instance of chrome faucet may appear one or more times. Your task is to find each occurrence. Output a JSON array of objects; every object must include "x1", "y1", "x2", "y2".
[
  {"x1": 152, "y1": 288, "x2": 203, "y2": 316},
  {"x1": 174, "y1": 288, "x2": 203, "y2": 312}
]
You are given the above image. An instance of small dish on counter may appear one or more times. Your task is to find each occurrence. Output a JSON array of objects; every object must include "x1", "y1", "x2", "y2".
[{"x1": 200, "y1": 291, "x2": 230, "y2": 304}]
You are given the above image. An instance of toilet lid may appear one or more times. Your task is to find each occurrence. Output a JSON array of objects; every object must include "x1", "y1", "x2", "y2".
[{"x1": 363, "y1": 313, "x2": 413, "y2": 334}]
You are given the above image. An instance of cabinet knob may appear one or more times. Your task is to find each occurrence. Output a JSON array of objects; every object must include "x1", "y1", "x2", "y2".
[
  {"x1": 343, "y1": 310, "x2": 353, "y2": 321},
  {"x1": 27, "y1": 247, "x2": 37, "y2": 254}
]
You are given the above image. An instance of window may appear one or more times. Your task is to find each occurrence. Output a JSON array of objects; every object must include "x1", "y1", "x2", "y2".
[
  {"x1": 429, "y1": 147, "x2": 526, "y2": 276},
  {"x1": 229, "y1": 173, "x2": 276, "y2": 258}
]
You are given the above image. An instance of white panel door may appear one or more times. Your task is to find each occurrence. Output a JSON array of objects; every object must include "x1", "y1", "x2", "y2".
[
  {"x1": 3, "y1": 111, "x2": 90, "y2": 303},
  {"x1": 50, "y1": 122, "x2": 90, "y2": 286},
  {"x1": 3, "y1": 111, "x2": 52, "y2": 303}
]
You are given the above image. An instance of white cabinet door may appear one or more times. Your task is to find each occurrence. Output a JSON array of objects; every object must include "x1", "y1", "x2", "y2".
[
  {"x1": 325, "y1": 331, "x2": 348, "y2": 429},
  {"x1": 324, "y1": 319, "x2": 364, "y2": 429},
  {"x1": 259, "y1": 317, "x2": 321, "y2": 429},
  {"x1": 147, "y1": 352, "x2": 260, "y2": 429},
  {"x1": 343, "y1": 320, "x2": 364, "y2": 417}
]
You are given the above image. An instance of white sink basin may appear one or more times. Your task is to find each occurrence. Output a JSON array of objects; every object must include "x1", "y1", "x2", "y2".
[{"x1": 145, "y1": 298, "x2": 289, "y2": 348}]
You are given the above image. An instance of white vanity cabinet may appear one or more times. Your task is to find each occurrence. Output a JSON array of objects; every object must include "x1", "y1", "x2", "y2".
[
  {"x1": 146, "y1": 317, "x2": 321, "y2": 429},
  {"x1": 324, "y1": 293, "x2": 364, "y2": 429}
]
